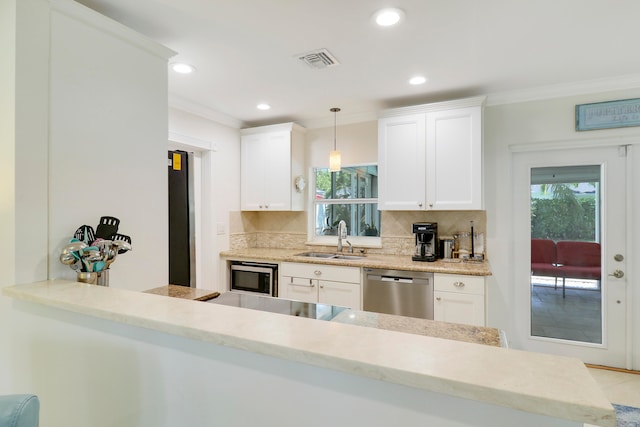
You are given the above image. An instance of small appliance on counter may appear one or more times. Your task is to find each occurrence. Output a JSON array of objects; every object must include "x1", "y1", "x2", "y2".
[
  {"x1": 439, "y1": 237, "x2": 455, "y2": 259},
  {"x1": 454, "y1": 221, "x2": 485, "y2": 261},
  {"x1": 412, "y1": 222, "x2": 438, "y2": 262}
]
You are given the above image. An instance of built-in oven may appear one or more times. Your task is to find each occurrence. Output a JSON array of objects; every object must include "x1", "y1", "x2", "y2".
[{"x1": 229, "y1": 261, "x2": 278, "y2": 297}]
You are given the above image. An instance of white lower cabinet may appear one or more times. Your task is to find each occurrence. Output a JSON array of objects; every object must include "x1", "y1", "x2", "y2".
[
  {"x1": 279, "y1": 262, "x2": 362, "y2": 310},
  {"x1": 433, "y1": 273, "x2": 486, "y2": 326}
]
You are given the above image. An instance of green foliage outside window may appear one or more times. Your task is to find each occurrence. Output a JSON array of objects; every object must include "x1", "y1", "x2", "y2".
[
  {"x1": 531, "y1": 183, "x2": 597, "y2": 241},
  {"x1": 314, "y1": 166, "x2": 380, "y2": 238}
]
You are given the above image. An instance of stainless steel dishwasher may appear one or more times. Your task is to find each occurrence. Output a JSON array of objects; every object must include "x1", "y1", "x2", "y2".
[{"x1": 363, "y1": 268, "x2": 434, "y2": 319}]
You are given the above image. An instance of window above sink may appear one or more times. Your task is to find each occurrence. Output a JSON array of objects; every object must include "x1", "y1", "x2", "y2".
[{"x1": 309, "y1": 164, "x2": 381, "y2": 248}]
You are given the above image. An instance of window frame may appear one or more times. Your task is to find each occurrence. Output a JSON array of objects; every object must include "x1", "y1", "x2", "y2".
[{"x1": 306, "y1": 163, "x2": 382, "y2": 248}]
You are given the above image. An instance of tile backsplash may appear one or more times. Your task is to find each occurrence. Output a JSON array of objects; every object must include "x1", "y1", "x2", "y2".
[
  {"x1": 382, "y1": 211, "x2": 486, "y2": 239},
  {"x1": 229, "y1": 210, "x2": 486, "y2": 256}
]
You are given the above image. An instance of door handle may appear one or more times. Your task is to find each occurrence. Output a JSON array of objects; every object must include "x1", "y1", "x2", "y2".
[{"x1": 608, "y1": 269, "x2": 624, "y2": 278}]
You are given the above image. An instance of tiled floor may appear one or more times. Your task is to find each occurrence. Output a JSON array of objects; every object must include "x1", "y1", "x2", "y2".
[
  {"x1": 531, "y1": 281, "x2": 602, "y2": 343},
  {"x1": 588, "y1": 368, "x2": 640, "y2": 408},
  {"x1": 585, "y1": 367, "x2": 640, "y2": 427}
]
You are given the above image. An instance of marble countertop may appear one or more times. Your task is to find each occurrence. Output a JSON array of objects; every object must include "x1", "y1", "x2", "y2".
[
  {"x1": 220, "y1": 248, "x2": 492, "y2": 276},
  {"x1": 143, "y1": 284, "x2": 219, "y2": 301},
  {"x1": 3, "y1": 280, "x2": 614, "y2": 427}
]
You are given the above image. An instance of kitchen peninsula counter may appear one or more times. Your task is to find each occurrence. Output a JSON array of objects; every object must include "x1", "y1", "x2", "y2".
[
  {"x1": 3, "y1": 280, "x2": 614, "y2": 427},
  {"x1": 220, "y1": 248, "x2": 492, "y2": 276}
]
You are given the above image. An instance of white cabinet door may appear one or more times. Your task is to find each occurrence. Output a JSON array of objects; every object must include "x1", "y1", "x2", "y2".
[
  {"x1": 319, "y1": 280, "x2": 361, "y2": 309},
  {"x1": 434, "y1": 291, "x2": 485, "y2": 327},
  {"x1": 426, "y1": 106, "x2": 482, "y2": 210},
  {"x1": 378, "y1": 97, "x2": 484, "y2": 211},
  {"x1": 378, "y1": 114, "x2": 426, "y2": 210},
  {"x1": 262, "y1": 131, "x2": 291, "y2": 210},
  {"x1": 433, "y1": 273, "x2": 485, "y2": 326},
  {"x1": 241, "y1": 124, "x2": 304, "y2": 211},
  {"x1": 280, "y1": 276, "x2": 317, "y2": 303},
  {"x1": 241, "y1": 133, "x2": 267, "y2": 210}
]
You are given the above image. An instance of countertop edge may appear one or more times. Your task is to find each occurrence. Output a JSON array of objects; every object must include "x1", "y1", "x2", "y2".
[{"x1": 2, "y1": 280, "x2": 614, "y2": 427}]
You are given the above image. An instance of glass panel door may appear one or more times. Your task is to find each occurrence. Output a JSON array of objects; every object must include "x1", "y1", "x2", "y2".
[
  {"x1": 513, "y1": 145, "x2": 627, "y2": 368},
  {"x1": 530, "y1": 165, "x2": 602, "y2": 343}
]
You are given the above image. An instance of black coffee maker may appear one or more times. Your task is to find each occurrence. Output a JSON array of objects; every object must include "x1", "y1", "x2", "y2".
[{"x1": 412, "y1": 222, "x2": 438, "y2": 262}]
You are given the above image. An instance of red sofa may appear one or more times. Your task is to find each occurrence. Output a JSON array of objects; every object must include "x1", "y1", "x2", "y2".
[
  {"x1": 531, "y1": 239, "x2": 601, "y2": 297},
  {"x1": 531, "y1": 239, "x2": 557, "y2": 278}
]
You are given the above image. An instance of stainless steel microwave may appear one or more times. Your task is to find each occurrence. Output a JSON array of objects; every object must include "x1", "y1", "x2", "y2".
[{"x1": 230, "y1": 261, "x2": 278, "y2": 297}]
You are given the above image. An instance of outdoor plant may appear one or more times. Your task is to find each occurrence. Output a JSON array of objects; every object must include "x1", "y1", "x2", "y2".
[{"x1": 531, "y1": 183, "x2": 596, "y2": 241}]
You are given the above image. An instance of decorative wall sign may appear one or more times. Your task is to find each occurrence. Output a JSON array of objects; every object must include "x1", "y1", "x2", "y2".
[{"x1": 576, "y1": 98, "x2": 640, "y2": 131}]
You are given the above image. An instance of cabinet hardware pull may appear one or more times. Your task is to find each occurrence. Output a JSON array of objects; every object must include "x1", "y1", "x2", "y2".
[
  {"x1": 418, "y1": 202, "x2": 423, "y2": 207},
  {"x1": 290, "y1": 282, "x2": 314, "y2": 288},
  {"x1": 314, "y1": 270, "x2": 322, "y2": 276},
  {"x1": 436, "y1": 297, "x2": 441, "y2": 301},
  {"x1": 453, "y1": 281, "x2": 465, "y2": 287}
]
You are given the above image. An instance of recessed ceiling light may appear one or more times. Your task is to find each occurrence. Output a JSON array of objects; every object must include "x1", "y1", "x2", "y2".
[
  {"x1": 409, "y1": 76, "x2": 427, "y2": 85},
  {"x1": 171, "y1": 63, "x2": 196, "y2": 74},
  {"x1": 373, "y1": 8, "x2": 404, "y2": 27},
  {"x1": 256, "y1": 103, "x2": 271, "y2": 110}
]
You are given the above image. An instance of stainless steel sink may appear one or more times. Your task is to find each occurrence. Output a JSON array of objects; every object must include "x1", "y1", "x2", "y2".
[
  {"x1": 295, "y1": 252, "x2": 366, "y2": 261},
  {"x1": 334, "y1": 255, "x2": 366, "y2": 260}
]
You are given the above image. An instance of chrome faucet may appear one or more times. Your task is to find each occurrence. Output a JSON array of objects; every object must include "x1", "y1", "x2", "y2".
[{"x1": 337, "y1": 220, "x2": 347, "y2": 252}]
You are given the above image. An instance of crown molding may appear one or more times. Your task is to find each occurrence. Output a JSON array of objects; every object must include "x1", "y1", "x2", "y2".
[
  {"x1": 171, "y1": 75, "x2": 640, "y2": 130},
  {"x1": 169, "y1": 94, "x2": 244, "y2": 129},
  {"x1": 240, "y1": 122, "x2": 306, "y2": 135},
  {"x1": 50, "y1": 0, "x2": 175, "y2": 60},
  {"x1": 487, "y1": 74, "x2": 640, "y2": 106},
  {"x1": 378, "y1": 96, "x2": 487, "y2": 118}
]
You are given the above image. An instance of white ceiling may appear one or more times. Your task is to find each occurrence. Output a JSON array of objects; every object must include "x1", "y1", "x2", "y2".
[{"x1": 75, "y1": 0, "x2": 640, "y2": 128}]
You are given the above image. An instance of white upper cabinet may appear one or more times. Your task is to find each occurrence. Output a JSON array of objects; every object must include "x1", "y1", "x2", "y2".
[
  {"x1": 378, "y1": 97, "x2": 485, "y2": 211},
  {"x1": 378, "y1": 114, "x2": 426, "y2": 210},
  {"x1": 240, "y1": 123, "x2": 306, "y2": 211}
]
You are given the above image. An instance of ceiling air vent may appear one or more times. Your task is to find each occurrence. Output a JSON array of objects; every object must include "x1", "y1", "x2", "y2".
[{"x1": 297, "y1": 48, "x2": 340, "y2": 69}]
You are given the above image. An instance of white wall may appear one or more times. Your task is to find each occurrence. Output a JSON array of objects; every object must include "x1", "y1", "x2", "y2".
[
  {"x1": 2, "y1": 0, "x2": 173, "y2": 292},
  {"x1": 305, "y1": 120, "x2": 378, "y2": 169},
  {"x1": 0, "y1": 0, "x2": 18, "y2": 291},
  {"x1": 168, "y1": 108, "x2": 241, "y2": 290},
  {"x1": 45, "y1": 1, "x2": 173, "y2": 291},
  {"x1": 0, "y1": 0, "x2": 50, "y2": 289},
  {"x1": 484, "y1": 89, "x2": 640, "y2": 368}
]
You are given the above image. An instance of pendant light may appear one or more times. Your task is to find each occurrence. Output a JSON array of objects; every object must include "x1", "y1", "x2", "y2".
[{"x1": 329, "y1": 107, "x2": 341, "y2": 172}]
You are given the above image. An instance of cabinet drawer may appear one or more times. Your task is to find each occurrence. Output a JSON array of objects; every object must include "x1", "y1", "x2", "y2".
[
  {"x1": 434, "y1": 273, "x2": 485, "y2": 295},
  {"x1": 280, "y1": 262, "x2": 361, "y2": 284}
]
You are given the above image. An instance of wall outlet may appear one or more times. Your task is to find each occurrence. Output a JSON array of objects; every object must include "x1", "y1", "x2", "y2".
[{"x1": 217, "y1": 222, "x2": 226, "y2": 235}]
